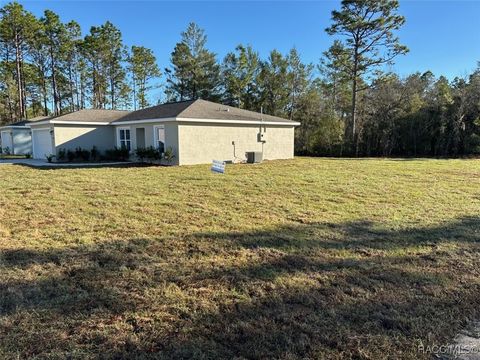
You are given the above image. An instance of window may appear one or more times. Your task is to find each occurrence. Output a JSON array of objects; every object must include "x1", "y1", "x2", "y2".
[
  {"x1": 156, "y1": 126, "x2": 165, "y2": 153},
  {"x1": 118, "y1": 128, "x2": 131, "y2": 151}
]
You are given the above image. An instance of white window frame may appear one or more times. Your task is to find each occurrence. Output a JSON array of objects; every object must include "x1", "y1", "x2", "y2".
[
  {"x1": 153, "y1": 125, "x2": 165, "y2": 153},
  {"x1": 117, "y1": 127, "x2": 131, "y2": 151}
]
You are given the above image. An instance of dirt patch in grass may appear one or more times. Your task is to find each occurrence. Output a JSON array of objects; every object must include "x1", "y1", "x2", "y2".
[{"x1": 0, "y1": 158, "x2": 479, "y2": 359}]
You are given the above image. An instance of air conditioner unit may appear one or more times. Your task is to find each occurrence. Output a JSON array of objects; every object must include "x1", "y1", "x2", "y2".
[{"x1": 246, "y1": 151, "x2": 263, "y2": 164}]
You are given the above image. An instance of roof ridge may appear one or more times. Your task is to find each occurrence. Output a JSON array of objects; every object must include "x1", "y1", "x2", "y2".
[
  {"x1": 80, "y1": 108, "x2": 131, "y2": 112},
  {"x1": 177, "y1": 98, "x2": 292, "y2": 122},
  {"x1": 158, "y1": 99, "x2": 197, "y2": 106}
]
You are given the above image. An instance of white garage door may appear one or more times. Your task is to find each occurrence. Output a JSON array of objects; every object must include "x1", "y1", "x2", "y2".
[
  {"x1": 1, "y1": 131, "x2": 13, "y2": 153},
  {"x1": 33, "y1": 129, "x2": 53, "y2": 160}
]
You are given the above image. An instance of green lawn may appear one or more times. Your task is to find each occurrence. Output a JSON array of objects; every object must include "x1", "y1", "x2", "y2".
[
  {"x1": 0, "y1": 154, "x2": 27, "y2": 159},
  {"x1": 1, "y1": 158, "x2": 479, "y2": 359}
]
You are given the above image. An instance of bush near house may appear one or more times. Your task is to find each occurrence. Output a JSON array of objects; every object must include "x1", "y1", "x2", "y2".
[
  {"x1": 163, "y1": 146, "x2": 175, "y2": 164},
  {"x1": 56, "y1": 146, "x2": 130, "y2": 163},
  {"x1": 135, "y1": 146, "x2": 176, "y2": 164},
  {"x1": 135, "y1": 146, "x2": 162, "y2": 163},
  {"x1": 0, "y1": 158, "x2": 479, "y2": 359},
  {"x1": 104, "y1": 147, "x2": 130, "y2": 162},
  {"x1": 90, "y1": 146, "x2": 99, "y2": 161},
  {"x1": 75, "y1": 147, "x2": 90, "y2": 162}
]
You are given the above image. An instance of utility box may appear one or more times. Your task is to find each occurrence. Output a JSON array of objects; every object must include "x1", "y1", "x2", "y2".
[
  {"x1": 246, "y1": 151, "x2": 263, "y2": 164},
  {"x1": 257, "y1": 132, "x2": 266, "y2": 143}
]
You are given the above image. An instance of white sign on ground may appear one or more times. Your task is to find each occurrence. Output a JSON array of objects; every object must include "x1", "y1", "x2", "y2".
[{"x1": 211, "y1": 160, "x2": 226, "y2": 174}]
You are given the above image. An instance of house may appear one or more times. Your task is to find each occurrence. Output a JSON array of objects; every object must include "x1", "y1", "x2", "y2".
[
  {"x1": 29, "y1": 110, "x2": 128, "y2": 160},
  {"x1": 26, "y1": 99, "x2": 300, "y2": 165},
  {"x1": 0, "y1": 117, "x2": 48, "y2": 155}
]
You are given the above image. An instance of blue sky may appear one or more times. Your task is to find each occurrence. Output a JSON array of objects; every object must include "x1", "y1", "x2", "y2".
[{"x1": 15, "y1": 0, "x2": 480, "y2": 101}]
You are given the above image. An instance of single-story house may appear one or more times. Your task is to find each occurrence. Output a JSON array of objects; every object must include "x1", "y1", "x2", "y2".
[
  {"x1": 0, "y1": 117, "x2": 48, "y2": 155},
  {"x1": 25, "y1": 99, "x2": 300, "y2": 165},
  {"x1": 29, "y1": 110, "x2": 128, "y2": 160}
]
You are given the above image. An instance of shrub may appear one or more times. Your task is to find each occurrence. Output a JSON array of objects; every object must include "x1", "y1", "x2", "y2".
[
  {"x1": 3, "y1": 147, "x2": 11, "y2": 155},
  {"x1": 57, "y1": 148, "x2": 66, "y2": 161},
  {"x1": 67, "y1": 150, "x2": 75, "y2": 162},
  {"x1": 45, "y1": 154, "x2": 55, "y2": 163},
  {"x1": 25, "y1": 153, "x2": 31, "y2": 159},
  {"x1": 90, "y1": 146, "x2": 99, "y2": 161},
  {"x1": 104, "y1": 147, "x2": 130, "y2": 161},
  {"x1": 163, "y1": 147, "x2": 175, "y2": 164},
  {"x1": 135, "y1": 147, "x2": 148, "y2": 162},
  {"x1": 135, "y1": 146, "x2": 161, "y2": 163},
  {"x1": 466, "y1": 133, "x2": 480, "y2": 155},
  {"x1": 75, "y1": 147, "x2": 90, "y2": 162}
]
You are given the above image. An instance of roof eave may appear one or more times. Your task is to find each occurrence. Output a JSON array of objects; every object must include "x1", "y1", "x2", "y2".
[
  {"x1": 112, "y1": 117, "x2": 177, "y2": 125},
  {"x1": 0, "y1": 125, "x2": 30, "y2": 130},
  {"x1": 112, "y1": 117, "x2": 300, "y2": 126},
  {"x1": 29, "y1": 120, "x2": 111, "y2": 126},
  {"x1": 175, "y1": 117, "x2": 301, "y2": 126}
]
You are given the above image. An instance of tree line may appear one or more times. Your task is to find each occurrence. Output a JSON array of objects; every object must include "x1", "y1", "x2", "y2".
[
  {"x1": 0, "y1": 2, "x2": 160, "y2": 120},
  {"x1": 1, "y1": 0, "x2": 479, "y2": 157}
]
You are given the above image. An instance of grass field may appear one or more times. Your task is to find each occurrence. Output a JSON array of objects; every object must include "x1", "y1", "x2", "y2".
[
  {"x1": 1, "y1": 158, "x2": 479, "y2": 359},
  {"x1": 0, "y1": 155, "x2": 27, "y2": 160}
]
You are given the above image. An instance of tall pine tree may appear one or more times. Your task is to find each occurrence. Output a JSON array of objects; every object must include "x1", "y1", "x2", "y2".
[{"x1": 165, "y1": 22, "x2": 220, "y2": 101}]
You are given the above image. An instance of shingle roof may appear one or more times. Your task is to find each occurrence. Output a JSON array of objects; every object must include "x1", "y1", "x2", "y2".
[
  {"x1": 29, "y1": 116, "x2": 50, "y2": 122},
  {"x1": 50, "y1": 109, "x2": 130, "y2": 123},
  {"x1": 5, "y1": 116, "x2": 49, "y2": 127},
  {"x1": 18, "y1": 100, "x2": 298, "y2": 126},
  {"x1": 113, "y1": 100, "x2": 195, "y2": 122},
  {"x1": 113, "y1": 99, "x2": 298, "y2": 124},
  {"x1": 8, "y1": 120, "x2": 31, "y2": 126},
  {"x1": 179, "y1": 99, "x2": 295, "y2": 123}
]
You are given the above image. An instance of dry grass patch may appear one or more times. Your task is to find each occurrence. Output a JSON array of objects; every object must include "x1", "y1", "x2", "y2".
[{"x1": 0, "y1": 158, "x2": 479, "y2": 359}]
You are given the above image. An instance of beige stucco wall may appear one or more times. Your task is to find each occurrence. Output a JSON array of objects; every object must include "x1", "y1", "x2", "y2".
[
  {"x1": 177, "y1": 122, "x2": 295, "y2": 165},
  {"x1": 35, "y1": 120, "x2": 294, "y2": 165},
  {"x1": 113, "y1": 122, "x2": 180, "y2": 165},
  {"x1": 53, "y1": 125, "x2": 115, "y2": 153}
]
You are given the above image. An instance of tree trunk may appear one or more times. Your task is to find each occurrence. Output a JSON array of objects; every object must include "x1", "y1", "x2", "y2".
[
  {"x1": 42, "y1": 73, "x2": 48, "y2": 116},
  {"x1": 20, "y1": 50, "x2": 27, "y2": 119},
  {"x1": 351, "y1": 75, "x2": 357, "y2": 142},
  {"x1": 50, "y1": 46, "x2": 60, "y2": 116},
  {"x1": 80, "y1": 73, "x2": 85, "y2": 109},
  {"x1": 68, "y1": 65, "x2": 75, "y2": 112},
  {"x1": 350, "y1": 38, "x2": 360, "y2": 156},
  {"x1": 92, "y1": 65, "x2": 97, "y2": 108},
  {"x1": 110, "y1": 72, "x2": 115, "y2": 109},
  {"x1": 132, "y1": 72, "x2": 136, "y2": 111},
  {"x1": 74, "y1": 64, "x2": 80, "y2": 111},
  {"x1": 14, "y1": 31, "x2": 25, "y2": 119}
]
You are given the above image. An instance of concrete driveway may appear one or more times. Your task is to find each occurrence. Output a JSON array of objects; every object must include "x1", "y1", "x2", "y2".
[{"x1": 0, "y1": 158, "x2": 49, "y2": 166}]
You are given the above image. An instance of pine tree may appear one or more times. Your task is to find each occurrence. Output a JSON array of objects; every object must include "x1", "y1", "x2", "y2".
[
  {"x1": 326, "y1": 0, "x2": 409, "y2": 151},
  {"x1": 41, "y1": 10, "x2": 67, "y2": 115},
  {"x1": 128, "y1": 45, "x2": 160, "y2": 109},
  {"x1": 0, "y1": 2, "x2": 37, "y2": 119},
  {"x1": 257, "y1": 50, "x2": 290, "y2": 117},
  {"x1": 62, "y1": 20, "x2": 82, "y2": 112},
  {"x1": 286, "y1": 48, "x2": 314, "y2": 120},
  {"x1": 165, "y1": 22, "x2": 220, "y2": 101},
  {"x1": 222, "y1": 44, "x2": 261, "y2": 109}
]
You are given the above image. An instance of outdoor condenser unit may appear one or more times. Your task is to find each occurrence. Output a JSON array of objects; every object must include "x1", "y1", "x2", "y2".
[{"x1": 246, "y1": 151, "x2": 263, "y2": 164}]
